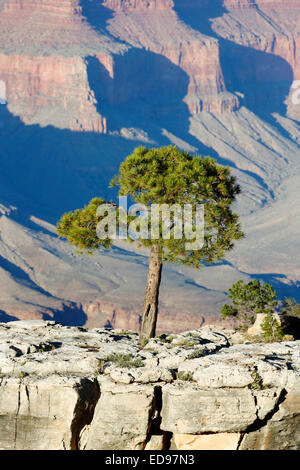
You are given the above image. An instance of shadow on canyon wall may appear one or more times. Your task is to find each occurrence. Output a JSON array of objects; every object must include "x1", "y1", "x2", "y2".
[
  {"x1": 86, "y1": 48, "x2": 194, "y2": 142},
  {"x1": 0, "y1": 33, "x2": 217, "y2": 222},
  {"x1": 0, "y1": 254, "x2": 54, "y2": 298},
  {"x1": 0, "y1": 105, "x2": 135, "y2": 221},
  {"x1": 173, "y1": 0, "x2": 294, "y2": 119},
  {"x1": 82, "y1": 0, "x2": 224, "y2": 157},
  {"x1": 42, "y1": 302, "x2": 88, "y2": 326},
  {"x1": 0, "y1": 0, "x2": 299, "y2": 324},
  {"x1": 80, "y1": 0, "x2": 115, "y2": 35},
  {"x1": 0, "y1": 310, "x2": 18, "y2": 322}
]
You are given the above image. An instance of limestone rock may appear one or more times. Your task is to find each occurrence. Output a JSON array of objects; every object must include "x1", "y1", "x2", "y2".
[
  {"x1": 239, "y1": 377, "x2": 300, "y2": 450},
  {"x1": 171, "y1": 433, "x2": 242, "y2": 451},
  {"x1": 81, "y1": 377, "x2": 155, "y2": 450},
  {"x1": 144, "y1": 435, "x2": 166, "y2": 451},
  {"x1": 0, "y1": 321, "x2": 299, "y2": 450},
  {"x1": 0, "y1": 375, "x2": 99, "y2": 450},
  {"x1": 160, "y1": 383, "x2": 282, "y2": 434},
  {"x1": 0, "y1": 1, "x2": 300, "y2": 334}
]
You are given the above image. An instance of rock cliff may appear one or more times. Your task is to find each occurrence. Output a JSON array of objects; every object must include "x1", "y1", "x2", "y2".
[
  {"x1": 0, "y1": 0, "x2": 300, "y2": 330},
  {"x1": 0, "y1": 320, "x2": 299, "y2": 450},
  {"x1": 212, "y1": 0, "x2": 300, "y2": 120},
  {"x1": 0, "y1": 0, "x2": 298, "y2": 130}
]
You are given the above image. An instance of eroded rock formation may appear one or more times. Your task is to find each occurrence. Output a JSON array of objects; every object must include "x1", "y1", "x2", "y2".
[
  {"x1": 213, "y1": 0, "x2": 300, "y2": 120},
  {"x1": 0, "y1": 320, "x2": 299, "y2": 450},
  {"x1": 0, "y1": 1, "x2": 300, "y2": 330}
]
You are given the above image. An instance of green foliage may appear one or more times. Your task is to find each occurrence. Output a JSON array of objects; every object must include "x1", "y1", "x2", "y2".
[
  {"x1": 139, "y1": 338, "x2": 150, "y2": 349},
  {"x1": 36, "y1": 343, "x2": 56, "y2": 353},
  {"x1": 282, "y1": 334, "x2": 295, "y2": 342},
  {"x1": 104, "y1": 353, "x2": 144, "y2": 369},
  {"x1": 173, "y1": 338, "x2": 198, "y2": 348},
  {"x1": 111, "y1": 145, "x2": 244, "y2": 268},
  {"x1": 57, "y1": 197, "x2": 113, "y2": 253},
  {"x1": 114, "y1": 330, "x2": 137, "y2": 337},
  {"x1": 56, "y1": 145, "x2": 244, "y2": 339},
  {"x1": 248, "y1": 369, "x2": 272, "y2": 390},
  {"x1": 57, "y1": 146, "x2": 243, "y2": 265},
  {"x1": 165, "y1": 335, "x2": 176, "y2": 343},
  {"x1": 221, "y1": 280, "x2": 278, "y2": 330},
  {"x1": 187, "y1": 348, "x2": 205, "y2": 360},
  {"x1": 261, "y1": 311, "x2": 284, "y2": 342},
  {"x1": 281, "y1": 298, "x2": 300, "y2": 319}
]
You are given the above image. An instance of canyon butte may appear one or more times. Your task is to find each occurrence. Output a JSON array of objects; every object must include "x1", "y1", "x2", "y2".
[{"x1": 0, "y1": 0, "x2": 300, "y2": 332}]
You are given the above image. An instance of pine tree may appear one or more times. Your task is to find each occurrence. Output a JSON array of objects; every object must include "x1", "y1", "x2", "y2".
[
  {"x1": 261, "y1": 311, "x2": 284, "y2": 342},
  {"x1": 221, "y1": 279, "x2": 278, "y2": 330},
  {"x1": 57, "y1": 145, "x2": 244, "y2": 342}
]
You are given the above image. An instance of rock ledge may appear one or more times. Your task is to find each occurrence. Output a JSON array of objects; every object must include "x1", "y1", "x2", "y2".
[{"x1": 0, "y1": 320, "x2": 299, "y2": 450}]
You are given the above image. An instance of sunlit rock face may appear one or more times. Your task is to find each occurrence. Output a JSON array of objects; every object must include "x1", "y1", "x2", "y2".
[
  {"x1": 0, "y1": 321, "x2": 299, "y2": 450},
  {"x1": 215, "y1": 0, "x2": 300, "y2": 120},
  {"x1": 0, "y1": 0, "x2": 239, "y2": 130},
  {"x1": 1, "y1": 0, "x2": 299, "y2": 130}
]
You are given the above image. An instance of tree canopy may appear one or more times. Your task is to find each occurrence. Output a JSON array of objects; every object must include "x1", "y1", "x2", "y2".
[
  {"x1": 221, "y1": 279, "x2": 278, "y2": 329},
  {"x1": 110, "y1": 145, "x2": 244, "y2": 267},
  {"x1": 57, "y1": 145, "x2": 244, "y2": 340}
]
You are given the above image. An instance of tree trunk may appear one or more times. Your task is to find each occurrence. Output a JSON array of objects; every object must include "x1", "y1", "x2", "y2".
[{"x1": 139, "y1": 244, "x2": 163, "y2": 343}]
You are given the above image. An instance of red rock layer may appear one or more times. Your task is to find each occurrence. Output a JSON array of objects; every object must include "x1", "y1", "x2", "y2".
[
  {"x1": 220, "y1": 0, "x2": 300, "y2": 120},
  {"x1": 3, "y1": 0, "x2": 83, "y2": 19},
  {"x1": 103, "y1": 0, "x2": 174, "y2": 11},
  {"x1": 104, "y1": 3, "x2": 239, "y2": 114},
  {"x1": 1, "y1": 0, "x2": 298, "y2": 130},
  {"x1": 0, "y1": 54, "x2": 107, "y2": 132}
]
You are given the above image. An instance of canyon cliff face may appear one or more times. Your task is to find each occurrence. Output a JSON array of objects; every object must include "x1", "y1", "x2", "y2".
[
  {"x1": 0, "y1": 1, "x2": 299, "y2": 330},
  {"x1": 0, "y1": 321, "x2": 299, "y2": 450},
  {"x1": 0, "y1": 0, "x2": 240, "y2": 130},
  {"x1": 0, "y1": 54, "x2": 107, "y2": 132},
  {"x1": 0, "y1": 0, "x2": 299, "y2": 129},
  {"x1": 102, "y1": 0, "x2": 239, "y2": 114},
  {"x1": 214, "y1": 0, "x2": 300, "y2": 119},
  {"x1": 0, "y1": 0, "x2": 121, "y2": 131}
]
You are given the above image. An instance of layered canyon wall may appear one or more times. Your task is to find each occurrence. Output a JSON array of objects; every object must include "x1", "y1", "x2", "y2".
[
  {"x1": 0, "y1": 0, "x2": 299, "y2": 130},
  {"x1": 0, "y1": 1, "x2": 300, "y2": 328}
]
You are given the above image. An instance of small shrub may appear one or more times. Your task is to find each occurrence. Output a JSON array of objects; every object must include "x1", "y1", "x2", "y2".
[
  {"x1": 139, "y1": 338, "x2": 149, "y2": 349},
  {"x1": 154, "y1": 334, "x2": 170, "y2": 343},
  {"x1": 115, "y1": 330, "x2": 137, "y2": 336},
  {"x1": 177, "y1": 371, "x2": 194, "y2": 381},
  {"x1": 282, "y1": 334, "x2": 294, "y2": 342},
  {"x1": 248, "y1": 369, "x2": 272, "y2": 390},
  {"x1": 104, "y1": 353, "x2": 144, "y2": 368},
  {"x1": 242, "y1": 334, "x2": 262, "y2": 344},
  {"x1": 174, "y1": 338, "x2": 197, "y2": 348},
  {"x1": 221, "y1": 280, "x2": 278, "y2": 330},
  {"x1": 36, "y1": 343, "x2": 57, "y2": 353},
  {"x1": 187, "y1": 349, "x2": 205, "y2": 360},
  {"x1": 17, "y1": 371, "x2": 28, "y2": 379},
  {"x1": 261, "y1": 312, "x2": 284, "y2": 342},
  {"x1": 166, "y1": 335, "x2": 176, "y2": 343}
]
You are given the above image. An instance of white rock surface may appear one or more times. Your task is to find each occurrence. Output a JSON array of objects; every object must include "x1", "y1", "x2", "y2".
[{"x1": 0, "y1": 321, "x2": 299, "y2": 450}]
